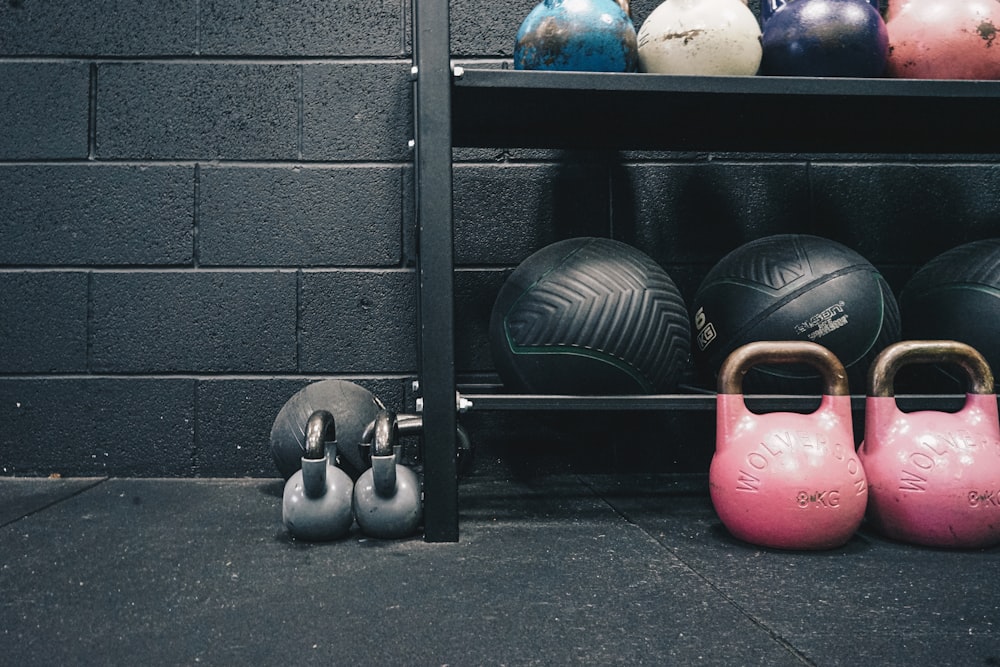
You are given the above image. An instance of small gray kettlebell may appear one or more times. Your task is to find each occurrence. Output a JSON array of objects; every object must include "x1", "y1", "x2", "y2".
[
  {"x1": 282, "y1": 410, "x2": 354, "y2": 541},
  {"x1": 353, "y1": 410, "x2": 423, "y2": 539}
]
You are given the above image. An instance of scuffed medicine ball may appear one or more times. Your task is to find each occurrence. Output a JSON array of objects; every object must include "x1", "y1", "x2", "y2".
[
  {"x1": 269, "y1": 380, "x2": 385, "y2": 479},
  {"x1": 692, "y1": 234, "x2": 900, "y2": 393},
  {"x1": 900, "y1": 239, "x2": 1000, "y2": 378},
  {"x1": 490, "y1": 237, "x2": 691, "y2": 394}
]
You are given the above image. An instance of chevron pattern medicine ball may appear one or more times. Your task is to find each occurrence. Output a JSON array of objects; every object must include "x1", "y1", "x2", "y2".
[
  {"x1": 692, "y1": 234, "x2": 900, "y2": 393},
  {"x1": 489, "y1": 237, "x2": 691, "y2": 394}
]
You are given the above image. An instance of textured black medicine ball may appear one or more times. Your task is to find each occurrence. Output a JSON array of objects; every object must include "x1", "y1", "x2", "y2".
[
  {"x1": 489, "y1": 237, "x2": 691, "y2": 394},
  {"x1": 269, "y1": 380, "x2": 384, "y2": 479},
  {"x1": 692, "y1": 234, "x2": 900, "y2": 393},
  {"x1": 900, "y1": 239, "x2": 1000, "y2": 379}
]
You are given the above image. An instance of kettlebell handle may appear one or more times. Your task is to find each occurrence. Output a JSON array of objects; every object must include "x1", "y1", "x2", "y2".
[
  {"x1": 717, "y1": 341, "x2": 850, "y2": 396},
  {"x1": 370, "y1": 409, "x2": 399, "y2": 458},
  {"x1": 304, "y1": 410, "x2": 336, "y2": 460},
  {"x1": 868, "y1": 340, "x2": 995, "y2": 397},
  {"x1": 301, "y1": 410, "x2": 336, "y2": 499},
  {"x1": 361, "y1": 413, "x2": 472, "y2": 456},
  {"x1": 368, "y1": 410, "x2": 399, "y2": 497},
  {"x1": 394, "y1": 414, "x2": 473, "y2": 453}
]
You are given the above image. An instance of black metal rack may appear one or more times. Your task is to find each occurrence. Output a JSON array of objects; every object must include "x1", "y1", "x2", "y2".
[{"x1": 411, "y1": 2, "x2": 1000, "y2": 542}]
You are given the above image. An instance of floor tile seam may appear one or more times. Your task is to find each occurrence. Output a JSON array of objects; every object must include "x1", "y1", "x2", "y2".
[
  {"x1": 577, "y1": 473, "x2": 818, "y2": 667},
  {"x1": 734, "y1": 627, "x2": 1000, "y2": 640},
  {"x1": 0, "y1": 477, "x2": 110, "y2": 529},
  {"x1": 454, "y1": 518, "x2": 651, "y2": 533},
  {"x1": 642, "y1": 536, "x2": 820, "y2": 666},
  {"x1": 100, "y1": 476, "x2": 280, "y2": 484}
]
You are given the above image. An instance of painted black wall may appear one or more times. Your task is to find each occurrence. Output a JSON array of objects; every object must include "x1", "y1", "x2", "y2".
[{"x1": 1, "y1": 1, "x2": 998, "y2": 477}]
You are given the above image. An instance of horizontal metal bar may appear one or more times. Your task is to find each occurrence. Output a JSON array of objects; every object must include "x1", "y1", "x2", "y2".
[
  {"x1": 451, "y1": 69, "x2": 1000, "y2": 153},
  {"x1": 453, "y1": 69, "x2": 1000, "y2": 99},
  {"x1": 459, "y1": 393, "x2": 976, "y2": 413}
]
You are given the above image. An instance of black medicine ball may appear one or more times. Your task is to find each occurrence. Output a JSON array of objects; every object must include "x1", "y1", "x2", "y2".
[
  {"x1": 900, "y1": 239, "x2": 1000, "y2": 379},
  {"x1": 489, "y1": 237, "x2": 691, "y2": 394},
  {"x1": 692, "y1": 234, "x2": 900, "y2": 393}
]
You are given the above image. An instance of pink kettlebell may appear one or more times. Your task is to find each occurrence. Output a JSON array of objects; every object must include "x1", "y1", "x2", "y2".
[
  {"x1": 859, "y1": 340, "x2": 1000, "y2": 549},
  {"x1": 710, "y1": 341, "x2": 868, "y2": 550}
]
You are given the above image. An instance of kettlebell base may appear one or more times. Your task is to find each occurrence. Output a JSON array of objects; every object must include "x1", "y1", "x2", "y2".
[
  {"x1": 724, "y1": 531, "x2": 855, "y2": 551},
  {"x1": 711, "y1": 482, "x2": 865, "y2": 551},
  {"x1": 867, "y1": 502, "x2": 1000, "y2": 550},
  {"x1": 716, "y1": 508, "x2": 861, "y2": 551}
]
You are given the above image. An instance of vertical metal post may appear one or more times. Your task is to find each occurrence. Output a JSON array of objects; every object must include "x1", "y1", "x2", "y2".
[{"x1": 412, "y1": 0, "x2": 459, "y2": 541}]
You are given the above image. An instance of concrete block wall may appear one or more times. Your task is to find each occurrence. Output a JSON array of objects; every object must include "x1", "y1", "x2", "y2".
[
  {"x1": 0, "y1": 1, "x2": 412, "y2": 477},
  {"x1": 2, "y1": 0, "x2": 998, "y2": 477}
]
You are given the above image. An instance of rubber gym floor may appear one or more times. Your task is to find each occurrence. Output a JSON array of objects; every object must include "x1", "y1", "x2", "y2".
[{"x1": 2, "y1": 460, "x2": 998, "y2": 667}]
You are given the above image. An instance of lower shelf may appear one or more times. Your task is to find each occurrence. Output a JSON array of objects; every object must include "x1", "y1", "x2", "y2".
[{"x1": 456, "y1": 390, "x2": 972, "y2": 413}]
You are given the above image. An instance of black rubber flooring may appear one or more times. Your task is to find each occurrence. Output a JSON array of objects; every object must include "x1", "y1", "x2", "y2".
[{"x1": 1, "y1": 473, "x2": 998, "y2": 666}]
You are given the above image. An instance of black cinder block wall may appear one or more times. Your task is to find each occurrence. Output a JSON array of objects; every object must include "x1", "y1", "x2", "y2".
[
  {"x1": 0, "y1": 1, "x2": 413, "y2": 476},
  {"x1": 2, "y1": 1, "x2": 999, "y2": 477}
]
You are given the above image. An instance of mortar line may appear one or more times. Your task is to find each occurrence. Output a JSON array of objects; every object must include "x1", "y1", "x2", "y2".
[
  {"x1": 195, "y1": 0, "x2": 201, "y2": 56},
  {"x1": 0, "y1": 372, "x2": 414, "y2": 381},
  {"x1": 87, "y1": 63, "x2": 97, "y2": 159},
  {"x1": 295, "y1": 270, "x2": 303, "y2": 373},
  {"x1": 191, "y1": 381, "x2": 200, "y2": 475},
  {"x1": 0, "y1": 267, "x2": 412, "y2": 274},
  {"x1": 193, "y1": 163, "x2": 201, "y2": 268},
  {"x1": 400, "y1": 168, "x2": 410, "y2": 267},
  {"x1": 86, "y1": 271, "x2": 95, "y2": 372},
  {"x1": 0, "y1": 160, "x2": 414, "y2": 168},
  {"x1": 401, "y1": 0, "x2": 408, "y2": 56},
  {"x1": 0, "y1": 56, "x2": 416, "y2": 65},
  {"x1": 297, "y1": 65, "x2": 304, "y2": 160}
]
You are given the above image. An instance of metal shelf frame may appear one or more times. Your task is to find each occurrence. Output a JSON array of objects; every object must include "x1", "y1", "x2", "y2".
[
  {"x1": 411, "y1": 2, "x2": 1000, "y2": 542},
  {"x1": 451, "y1": 68, "x2": 1000, "y2": 153},
  {"x1": 455, "y1": 393, "x2": 972, "y2": 414},
  {"x1": 413, "y1": 0, "x2": 458, "y2": 542}
]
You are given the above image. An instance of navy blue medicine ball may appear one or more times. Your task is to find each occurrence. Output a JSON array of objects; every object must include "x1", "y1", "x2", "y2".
[{"x1": 692, "y1": 234, "x2": 900, "y2": 393}]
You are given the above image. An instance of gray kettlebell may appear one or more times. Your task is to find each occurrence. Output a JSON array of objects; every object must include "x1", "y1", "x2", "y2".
[
  {"x1": 353, "y1": 410, "x2": 423, "y2": 539},
  {"x1": 282, "y1": 410, "x2": 354, "y2": 541}
]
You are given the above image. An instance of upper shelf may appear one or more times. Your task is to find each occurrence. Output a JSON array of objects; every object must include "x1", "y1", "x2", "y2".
[{"x1": 451, "y1": 68, "x2": 1000, "y2": 153}]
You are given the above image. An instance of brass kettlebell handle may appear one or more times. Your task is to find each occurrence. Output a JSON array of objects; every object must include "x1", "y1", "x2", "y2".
[
  {"x1": 369, "y1": 410, "x2": 399, "y2": 458},
  {"x1": 362, "y1": 414, "x2": 472, "y2": 453},
  {"x1": 868, "y1": 340, "x2": 995, "y2": 397},
  {"x1": 717, "y1": 341, "x2": 850, "y2": 396},
  {"x1": 304, "y1": 410, "x2": 336, "y2": 460}
]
